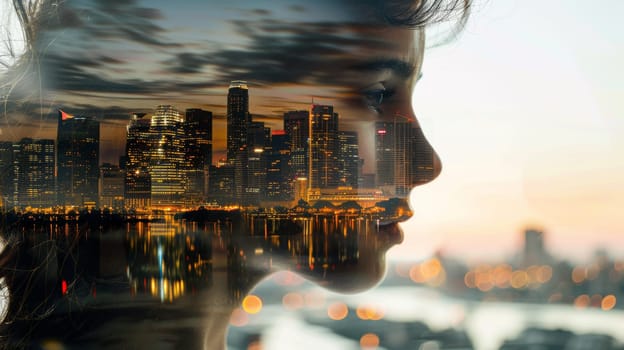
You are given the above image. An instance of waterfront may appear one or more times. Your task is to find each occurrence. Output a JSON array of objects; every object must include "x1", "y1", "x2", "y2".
[{"x1": 229, "y1": 277, "x2": 624, "y2": 350}]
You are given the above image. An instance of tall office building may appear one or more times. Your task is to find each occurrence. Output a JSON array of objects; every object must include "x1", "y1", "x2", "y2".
[
  {"x1": 523, "y1": 228, "x2": 548, "y2": 267},
  {"x1": 309, "y1": 105, "x2": 339, "y2": 189},
  {"x1": 375, "y1": 118, "x2": 434, "y2": 196},
  {"x1": 124, "y1": 113, "x2": 152, "y2": 209},
  {"x1": 149, "y1": 105, "x2": 186, "y2": 208},
  {"x1": 0, "y1": 141, "x2": 14, "y2": 207},
  {"x1": 13, "y1": 138, "x2": 55, "y2": 208},
  {"x1": 185, "y1": 108, "x2": 213, "y2": 203},
  {"x1": 266, "y1": 130, "x2": 291, "y2": 201},
  {"x1": 57, "y1": 110, "x2": 100, "y2": 207},
  {"x1": 243, "y1": 121, "x2": 270, "y2": 205},
  {"x1": 338, "y1": 131, "x2": 359, "y2": 189},
  {"x1": 227, "y1": 81, "x2": 250, "y2": 163},
  {"x1": 283, "y1": 110, "x2": 309, "y2": 180},
  {"x1": 208, "y1": 162, "x2": 235, "y2": 205}
]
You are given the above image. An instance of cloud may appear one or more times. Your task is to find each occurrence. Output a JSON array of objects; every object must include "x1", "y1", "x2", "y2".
[
  {"x1": 164, "y1": 19, "x2": 394, "y2": 90},
  {"x1": 40, "y1": 0, "x2": 178, "y2": 48}
]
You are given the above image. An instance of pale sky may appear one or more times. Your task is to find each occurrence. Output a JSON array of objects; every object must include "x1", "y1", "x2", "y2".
[{"x1": 393, "y1": 0, "x2": 624, "y2": 263}]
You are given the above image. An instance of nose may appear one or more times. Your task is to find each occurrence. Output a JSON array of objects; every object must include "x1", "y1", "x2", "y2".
[
  {"x1": 376, "y1": 108, "x2": 441, "y2": 198},
  {"x1": 406, "y1": 113, "x2": 442, "y2": 188}
]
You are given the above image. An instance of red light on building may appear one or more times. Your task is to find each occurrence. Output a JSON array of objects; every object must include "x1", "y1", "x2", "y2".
[
  {"x1": 377, "y1": 129, "x2": 387, "y2": 135},
  {"x1": 61, "y1": 280, "x2": 68, "y2": 295},
  {"x1": 272, "y1": 129, "x2": 286, "y2": 136}
]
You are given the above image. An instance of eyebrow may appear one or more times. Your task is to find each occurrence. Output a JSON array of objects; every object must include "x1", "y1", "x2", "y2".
[{"x1": 352, "y1": 59, "x2": 416, "y2": 77}]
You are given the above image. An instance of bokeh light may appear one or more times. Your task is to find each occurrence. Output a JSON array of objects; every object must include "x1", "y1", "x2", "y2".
[
  {"x1": 327, "y1": 302, "x2": 349, "y2": 321},
  {"x1": 242, "y1": 295, "x2": 263, "y2": 314},
  {"x1": 359, "y1": 333, "x2": 380, "y2": 349},
  {"x1": 282, "y1": 292, "x2": 304, "y2": 311},
  {"x1": 601, "y1": 295, "x2": 617, "y2": 311},
  {"x1": 229, "y1": 308, "x2": 249, "y2": 327}
]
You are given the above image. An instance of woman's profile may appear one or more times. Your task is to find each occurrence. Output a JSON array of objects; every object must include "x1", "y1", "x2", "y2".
[{"x1": 0, "y1": 0, "x2": 470, "y2": 348}]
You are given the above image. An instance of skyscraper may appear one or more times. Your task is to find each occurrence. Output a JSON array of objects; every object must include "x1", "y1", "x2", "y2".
[
  {"x1": 14, "y1": 138, "x2": 55, "y2": 208},
  {"x1": 57, "y1": 110, "x2": 100, "y2": 207},
  {"x1": 309, "y1": 105, "x2": 339, "y2": 189},
  {"x1": 185, "y1": 108, "x2": 213, "y2": 203},
  {"x1": 124, "y1": 113, "x2": 152, "y2": 209},
  {"x1": 243, "y1": 121, "x2": 270, "y2": 205},
  {"x1": 149, "y1": 105, "x2": 186, "y2": 208},
  {"x1": 266, "y1": 130, "x2": 291, "y2": 201},
  {"x1": 283, "y1": 110, "x2": 309, "y2": 181},
  {"x1": 0, "y1": 141, "x2": 14, "y2": 207},
  {"x1": 208, "y1": 162, "x2": 235, "y2": 205},
  {"x1": 338, "y1": 131, "x2": 359, "y2": 189},
  {"x1": 375, "y1": 117, "x2": 434, "y2": 196},
  {"x1": 227, "y1": 81, "x2": 250, "y2": 164}
]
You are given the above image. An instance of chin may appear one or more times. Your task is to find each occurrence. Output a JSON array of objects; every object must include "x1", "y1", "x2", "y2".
[{"x1": 306, "y1": 252, "x2": 388, "y2": 294}]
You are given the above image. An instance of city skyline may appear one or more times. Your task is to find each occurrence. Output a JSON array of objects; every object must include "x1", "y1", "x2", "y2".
[{"x1": 0, "y1": 81, "x2": 433, "y2": 210}]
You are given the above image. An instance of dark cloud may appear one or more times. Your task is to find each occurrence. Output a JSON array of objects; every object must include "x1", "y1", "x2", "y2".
[
  {"x1": 66, "y1": 103, "x2": 147, "y2": 121},
  {"x1": 164, "y1": 20, "x2": 393, "y2": 89},
  {"x1": 41, "y1": 53, "x2": 165, "y2": 94},
  {"x1": 40, "y1": 0, "x2": 177, "y2": 48}
]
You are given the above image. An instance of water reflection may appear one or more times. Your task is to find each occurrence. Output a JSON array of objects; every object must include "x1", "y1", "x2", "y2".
[{"x1": 0, "y1": 211, "x2": 395, "y2": 347}]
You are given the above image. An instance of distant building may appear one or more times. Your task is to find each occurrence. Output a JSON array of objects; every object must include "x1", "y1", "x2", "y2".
[
  {"x1": 125, "y1": 113, "x2": 151, "y2": 209},
  {"x1": 14, "y1": 138, "x2": 55, "y2": 208},
  {"x1": 57, "y1": 110, "x2": 100, "y2": 207},
  {"x1": 309, "y1": 105, "x2": 340, "y2": 190},
  {"x1": 523, "y1": 228, "x2": 548, "y2": 267},
  {"x1": 208, "y1": 162, "x2": 235, "y2": 205},
  {"x1": 283, "y1": 110, "x2": 309, "y2": 180},
  {"x1": 338, "y1": 131, "x2": 359, "y2": 188},
  {"x1": 243, "y1": 121, "x2": 270, "y2": 205},
  {"x1": 0, "y1": 141, "x2": 14, "y2": 207},
  {"x1": 100, "y1": 163, "x2": 124, "y2": 210},
  {"x1": 265, "y1": 130, "x2": 291, "y2": 201},
  {"x1": 185, "y1": 108, "x2": 213, "y2": 204},
  {"x1": 375, "y1": 117, "x2": 434, "y2": 196},
  {"x1": 227, "y1": 81, "x2": 250, "y2": 164},
  {"x1": 149, "y1": 105, "x2": 186, "y2": 208}
]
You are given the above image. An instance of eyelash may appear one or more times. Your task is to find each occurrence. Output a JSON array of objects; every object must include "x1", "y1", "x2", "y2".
[
  {"x1": 363, "y1": 86, "x2": 395, "y2": 113},
  {"x1": 362, "y1": 72, "x2": 422, "y2": 113}
]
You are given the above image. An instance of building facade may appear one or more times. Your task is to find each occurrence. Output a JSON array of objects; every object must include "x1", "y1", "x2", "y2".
[
  {"x1": 125, "y1": 113, "x2": 152, "y2": 209},
  {"x1": 57, "y1": 110, "x2": 100, "y2": 207},
  {"x1": 309, "y1": 105, "x2": 340, "y2": 190},
  {"x1": 375, "y1": 117, "x2": 434, "y2": 196}
]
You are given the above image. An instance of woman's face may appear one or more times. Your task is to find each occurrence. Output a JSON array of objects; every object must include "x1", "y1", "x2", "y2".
[
  {"x1": 281, "y1": 24, "x2": 440, "y2": 292},
  {"x1": 26, "y1": 0, "x2": 439, "y2": 293}
]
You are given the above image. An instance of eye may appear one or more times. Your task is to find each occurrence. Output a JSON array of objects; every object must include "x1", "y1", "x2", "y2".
[{"x1": 362, "y1": 83, "x2": 395, "y2": 113}]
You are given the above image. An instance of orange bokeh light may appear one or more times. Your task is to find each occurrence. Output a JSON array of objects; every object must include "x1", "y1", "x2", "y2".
[
  {"x1": 356, "y1": 304, "x2": 384, "y2": 321},
  {"x1": 360, "y1": 333, "x2": 380, "y2": 349},
  {"x1": 242, "y1": 295, "x2": 263, "y2": 314},
  {"x1": 230, "y1": 308, "x2": 249, "y2": 327},
  {"x1": 511, "y1": 271, "x2": 528, "y2": 289},
  {"x1": 571, "y1": 267, "x2": 586, "y2": 284},
  {"x1": 327, "y1": 302, "x2": 349, "y2": 321},
  {"x1": 602, "y1": 295, "x2": 617, "y2": 311},
  {"x1": 282, "y1": 292, "x2": 304, "y2": 311},
  {"x1": 574, "y1": 294, "x2": 590, "y2": 308}
]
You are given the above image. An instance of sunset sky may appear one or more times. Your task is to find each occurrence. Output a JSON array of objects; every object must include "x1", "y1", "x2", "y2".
[
  {"x1": 394, "y1": 0, "x2": 624, "y2": 263},
  {"x1": 1, "y1": 0, "x2": 622, "y2": 263}
]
